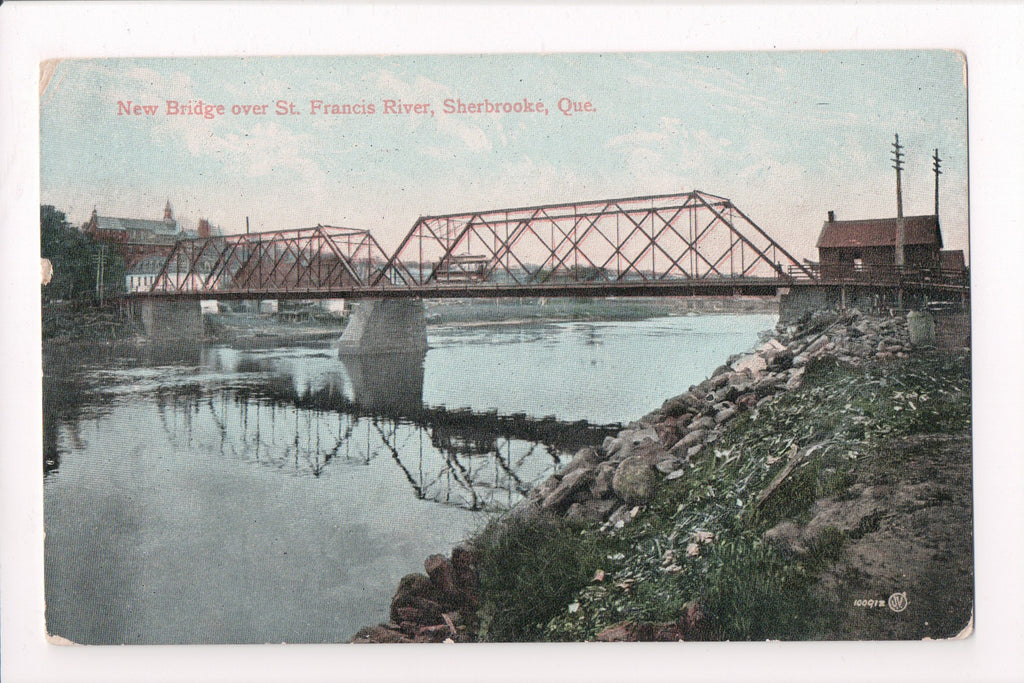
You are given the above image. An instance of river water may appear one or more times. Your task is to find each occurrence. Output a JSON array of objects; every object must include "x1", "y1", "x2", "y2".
[{"x1": 43, "y1": 312, "x2": 776, "y2": 644}]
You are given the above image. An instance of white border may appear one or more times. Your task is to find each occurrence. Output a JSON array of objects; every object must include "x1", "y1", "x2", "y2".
[{"x1": 3, "y1": 3, "x2": 1023, "y2": 682}]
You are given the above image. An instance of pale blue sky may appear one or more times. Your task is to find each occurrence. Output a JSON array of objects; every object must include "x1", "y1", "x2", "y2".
[{"x1": 40, "y1": 52, "x2": 968, "y2": 261}]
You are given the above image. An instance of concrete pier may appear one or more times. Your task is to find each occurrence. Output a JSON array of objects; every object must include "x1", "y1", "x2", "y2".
[
  {"x1": 337, "y1": 299, "x2": 428, "y2": 355},
  {"x1": 134, "y1": 299, "x2": 203, "y2": 340}
]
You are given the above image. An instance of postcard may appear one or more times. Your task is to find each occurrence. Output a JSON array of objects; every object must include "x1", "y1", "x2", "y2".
[{"x1": 35, "y1": 49, "x2": 977, "y2": 652}]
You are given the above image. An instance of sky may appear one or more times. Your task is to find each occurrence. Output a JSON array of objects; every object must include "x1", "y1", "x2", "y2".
[{"x1": 39, "y1": 51, "x2": 968, "y2": 262}]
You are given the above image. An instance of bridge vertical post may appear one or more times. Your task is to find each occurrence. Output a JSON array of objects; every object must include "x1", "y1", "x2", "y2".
[{"x1": 338, "y1": 299, "x2": 428, "y2": 355}]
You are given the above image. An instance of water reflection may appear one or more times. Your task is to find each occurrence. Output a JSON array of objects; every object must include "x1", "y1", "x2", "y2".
[
  {"x1": 43, "y1": 314, "x2": 776, "y2": 644},
  {"x1": 44, "y1": 343, "x2": 614, "y2": 512}
]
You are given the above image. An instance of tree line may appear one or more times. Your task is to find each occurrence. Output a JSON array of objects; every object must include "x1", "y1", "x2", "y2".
[{"x1": 41, "y1": 205, "x2": 126, "y2": 304}]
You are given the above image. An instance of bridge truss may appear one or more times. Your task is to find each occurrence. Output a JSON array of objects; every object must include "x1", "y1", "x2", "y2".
[
  {"x1": 150, "y1": 225, "x2": 390, "y2": 296},
  {"x1": 141, "y1": 191, "x2": 817, "y2": 299},
  {"x1": 377, "y1": 190, "x2": 814, "y2": 290}
]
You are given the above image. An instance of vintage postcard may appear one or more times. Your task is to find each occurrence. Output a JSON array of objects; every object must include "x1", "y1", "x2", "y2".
[{"x1": 37, "y1": 49, "x2": 973, "y2": 651}]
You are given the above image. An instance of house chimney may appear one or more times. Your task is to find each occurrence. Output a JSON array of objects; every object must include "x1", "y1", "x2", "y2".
[{"x1": 827, "y1": 210, "x2": 835, "y2": 222}]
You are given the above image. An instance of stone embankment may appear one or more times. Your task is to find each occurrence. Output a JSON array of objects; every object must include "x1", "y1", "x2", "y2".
[
  {"x1": 352, "y1": 308, "x2": 924, "y2": 643},
  {"x1": 514, "y1": 308, "x2": 916, "y2": 527}
]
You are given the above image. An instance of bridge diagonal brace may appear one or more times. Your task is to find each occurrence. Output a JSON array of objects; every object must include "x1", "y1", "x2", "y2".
[{"x1": 694, "y1": 194, "x2": 795, "y2": 279}]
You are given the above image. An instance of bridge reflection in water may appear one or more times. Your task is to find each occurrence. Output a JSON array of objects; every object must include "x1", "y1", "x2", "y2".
[{"x1": 144, "y1": 346, "x2": 614, "y2": 512}]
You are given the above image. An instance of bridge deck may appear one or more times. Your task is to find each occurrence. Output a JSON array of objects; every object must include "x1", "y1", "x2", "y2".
[{"x1": 128, "y1": 276, "x2": 967, "y2": 301}]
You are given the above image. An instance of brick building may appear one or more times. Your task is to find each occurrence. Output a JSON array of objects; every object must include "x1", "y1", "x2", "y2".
[
  {"x1": 83, "y1": 201, "x2": 216, "y2": 267},
  {"x1": 815, "y1": 212, "x2": 943, "y2": 278}
]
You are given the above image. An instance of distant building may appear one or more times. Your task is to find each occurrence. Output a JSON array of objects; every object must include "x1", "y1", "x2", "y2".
[
  {"x1": 84, "y1": 201, "x2": 220, "y2": 267},
  {"x1": 125, "y1": 254, "x2": 168, "y2": 293},
  {"x1": 816, "y1": 211, "x2": 943, "y2": 277},
  {"x1": 124, "y1": 244, "x2": 223, "y2": 293}
]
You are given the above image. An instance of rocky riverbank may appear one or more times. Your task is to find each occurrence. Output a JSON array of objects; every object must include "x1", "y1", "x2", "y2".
[{"x1": 352, "y1": 307, "x2": 972, "y2": 643}]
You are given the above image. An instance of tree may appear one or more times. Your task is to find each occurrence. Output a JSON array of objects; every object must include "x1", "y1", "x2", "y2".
[{"x1": 41, "y1": 205, "x2": 126, "y2": 303}]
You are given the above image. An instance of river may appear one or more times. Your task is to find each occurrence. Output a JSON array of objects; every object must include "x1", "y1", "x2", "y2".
[{"x1": 43, "y1": 312, "x2": 776, "y2": 644}]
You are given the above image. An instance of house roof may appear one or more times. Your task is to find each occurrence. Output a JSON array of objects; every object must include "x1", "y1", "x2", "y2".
[
  {"x1": 816, "y1": 215, "x2": 942, "y2": 250},
  {"x1": 96, "y1": 215, "x2": 179, "y2": 235}
]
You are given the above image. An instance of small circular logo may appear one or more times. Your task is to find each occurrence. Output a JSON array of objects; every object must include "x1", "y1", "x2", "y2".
[{"x1": 888, "y1": 592, "x2": 908, "y2": 613}]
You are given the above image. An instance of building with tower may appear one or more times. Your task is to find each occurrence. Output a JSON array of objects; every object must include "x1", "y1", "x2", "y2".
[{"x1": 83, "y1": 201, "x2": 220, "y2": 268}]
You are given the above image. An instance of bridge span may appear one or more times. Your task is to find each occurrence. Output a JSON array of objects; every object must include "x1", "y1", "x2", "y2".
[{"x1": 125, "y1": 190, "x2": 968, "y2": 349}]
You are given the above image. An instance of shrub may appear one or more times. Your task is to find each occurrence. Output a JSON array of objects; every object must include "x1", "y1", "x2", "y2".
[{"x1": 472, "y1": 514, "x2": 604, "y2": 642}]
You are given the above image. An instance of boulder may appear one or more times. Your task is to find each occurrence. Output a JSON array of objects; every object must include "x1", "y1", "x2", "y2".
[
  {"x1": 390, "y1": 573, "x2": 439, "y2": 623},
  {"x1": 664, "y1": 468, "x2": 687, "y2": 482},
  {"x1": 532, "y1": 474, "x2": 561, "y2": 501},
  {"x1": 735, "y1": 392, "x2": 758, "y2": 410},
  {"x1": 805, "y1": 335, "x2": 829, "y2": 356},
  {"x1": 619, "y1": 426, "x2": 658, "y2": 446},
  {"x1": 594, "y1": 622, "x2": 637, "y2": 642},
  {"x1": 424, "y1": 554, "x2": 457, "y2": 596},
  {"x1": 691, "y1": 416, "x2": 716, "y2": 431},
  {"x1": 655, "y1": 457, "x2": 681, "y2": 474},
  {"x1": 565, "y1": 498, "x2": 618, "y2": 523},
  {"x1": 680, "y1": 428, "x2": 707, "y2": 448},
  {"x1": 714, "y1": 405, "x2": 738, "y2": 424},
  {"x1": 728, "y1": 368, "x2": 754, "y2": 386},
  {"x1": 612, "y1": 456, "x2": 658, "y2": 505},
  {"x1": 561, "y1": 447, "x2": 602, "y2": 476},
  {"x1": 907, "y1": 310, "x2": 936, "y2": 347},
  {"x1": 602, "y1": 435, "x2": 622, "y2": 455},
  {"x1": 766, "y1": 349, "x2": 794, "y2": 371},
  {"x1": 590, "y1": 462, "x2": 617, "y2": 498},
  {"x1": 731, "y1": 353, "x2": 768, "y2": 375},
  {"x1": 629, "y1": 439, "x2": 670, "y2": 467},
  {"x1": 660, "y1": 395, "x2": 691, "y2": 418},
  {"x1": 542, "y1": 466, "x2": 596, "y2": 510},
  {"x1": 711, "y1": 385, "x2": 738, "y2": 404}
]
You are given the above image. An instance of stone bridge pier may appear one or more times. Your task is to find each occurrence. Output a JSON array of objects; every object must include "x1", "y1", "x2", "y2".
[
  {"x1": 337, "y1": 299, "x2": 428, "y2": 355},
  {"x1": 133, "y1": 299, "x2": 203, "y2": 340}
]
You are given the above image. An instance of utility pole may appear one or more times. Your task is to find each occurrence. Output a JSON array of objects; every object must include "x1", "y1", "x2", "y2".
[
  {"x1": 891, "y1": 133, "x2": 906, "y2": 267},
  {"x1": 932, "y1": 148, "x2": 942, "y2": 219},
  {"x1": 94, "y1": 244, "x2": 106, "y2": 306}
]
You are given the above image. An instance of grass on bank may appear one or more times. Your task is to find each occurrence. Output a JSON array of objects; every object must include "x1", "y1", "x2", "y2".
[{"x1": 469, "y1": 351, "x2": 971, "y2": 642}]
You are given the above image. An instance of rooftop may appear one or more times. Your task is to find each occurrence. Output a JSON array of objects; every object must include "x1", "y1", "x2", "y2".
[{"x1": 816, "y1": 215, "x2": 942, "y2": 250}]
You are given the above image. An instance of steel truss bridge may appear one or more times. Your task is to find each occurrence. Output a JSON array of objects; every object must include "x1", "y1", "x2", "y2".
[{"x1": 139, "y1": 190, "x2": 967, "y2": 301}]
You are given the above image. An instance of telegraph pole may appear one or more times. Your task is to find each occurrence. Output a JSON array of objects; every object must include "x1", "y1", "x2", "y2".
[
  {"x1": 932, "y1": 148, "x2": 942, "y2": 219},
  {"x1": 891, "y1": 133, "x2": 906, "y2": 267},
  {"x1": 94, "y1": 244, "x2": 107, "y2": 306}
]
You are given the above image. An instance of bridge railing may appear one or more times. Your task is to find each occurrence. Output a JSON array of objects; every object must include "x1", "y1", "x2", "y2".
[{"x1": 789, "y1": 263, "x2": 970, "y2": 289}]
